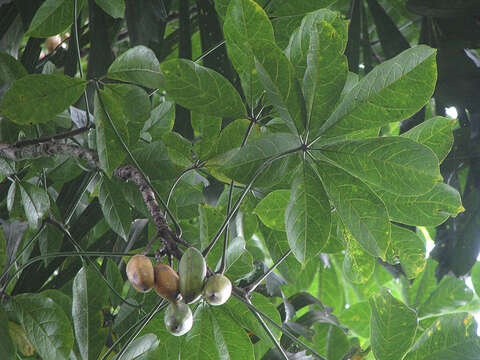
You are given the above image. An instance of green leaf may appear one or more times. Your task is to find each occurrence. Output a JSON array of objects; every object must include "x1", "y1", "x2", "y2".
[
  {"x1": 0, "y1": 51, "x2": 27, "y2": 91},
  {"x1": 0, "y1": 74, "x2": 86, "y2": 125},
  {"x1": 222, "y1": 236, "x2": 254, "y2": 281},
  {"x1": 374, "y1": 183, "x2": 463, "y2": 226},
  {"x1": 219, "y1": 133, "x2": 300, "y2": 187},
  {"x1": 254, "y1": 189, "x2": 290, "y2": 231},
  {"x1": 389, "y1": 225, "x2": 426, "y2": 279},
  {"x1": 26, "y1": 0, "x2": 86, "y2": 37},
  {"x1": 108, "y1": 46, "x2": 163, "y2": 88},
  {"x1": 472, "y1": 261, "x2": 480, "y2": 298},
  {"x1": 326, "y1": 325, "x2": 350, "y2": 360},
  {"x1": 343, "y1": 228, "x2": 375, "y2": 284},
  {"x1": 105, "y1": 258, "x2": 123, "y2": 308},
  {"x1": 162, "y1": 131, "x2": 193, "y2": 166},
  {"x1": 15, "y1": 293, "x2": 74, "y2": 360},
  {"x1": 224, "y1": 0, "x2": 275, "y2": 106},
  {"x1": 191, "y1": 112, "x2": 221, "y2": 160},
  {"x1": 72, "y1": 267, "x2": 110, "y2": 360},
  {"x1": 285, "y1": 162, "x2": 331, "y2": 262},
  {"x1": 0, "y1": 158, "x2": 15, "y2": 182},
  {"x1": 417, "y1": 277, "x2": 474, "y2": 318},
  {"x1": 339, "y1": 301, "x2": 371, "y2": 338},
  {"x1": 370, "y1": 288, "x2": 417, "y2": 360},
  {"x1": 19, "y1": 181, "x2": 50, "y2": 229},
  {"x1": 313, "y1": 161, "x2": 390, "y2": 258},
  {"x1": 182, "y1": 303, "x2": 254, "y2": 360},
  {"x1": 211, "y1": 119, "x2": 262, "y2": 159},
  {"x1": 318, "y1": 45, "x2": 437, "y2": 140},
  {"x1": 318, "y1": 262, "x2": 345, "y2": 311},
  {"x1": 401, "y1": 116, "x2": 455, "y2": 163},
  {"x1": 286, "y1": 10, "x2": 348, "y2": 133},
  {"x1": 161, "y1": 59, "x2": 246, "y2": 118},
  {"x1": 99, "y1": 176, "x2": 132, "y2": 241},
  {"x1": 317, "y1": 136, "x2": 442, "y2": 196},
  {"x1": 0, "y1": 306, "x2": 15, "y2": 360},
  {"x1": 270, "y1": 0, "x2": 337, "y2": 16},
  {"x1": 252, "y1": 40, "x2": 306, "y2": 134},
  {"x1": 405, "y1": 313, "x2": 480, "y2": 360},
  {"x1": 113, "y1": 334, "x2": 159, "y2": 360},
  {"x1": 95, "y1": 0, "x2": 124, "y2": 18},
  {"x1": 94, "y1": 88, "x2": 128, "y2": 175},
  {"x1": 0, "y1": 228, "x2": 6, "y2": 269}
]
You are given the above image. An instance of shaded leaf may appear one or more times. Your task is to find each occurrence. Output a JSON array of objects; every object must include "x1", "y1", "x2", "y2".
[
  {"x1": 343, "y1": 227, "x2": 375, "y2": 284},
  {"x1": 0, "y1": 306, "x2": 15, "y2": 360},
  {"x1": 270, "y1": 0, "x2": 337, "y2": 16},
  {"x1": 370, "y1": 288, "x2": 417, "y2": 360},
  {"x1": 389, "y1": 225, "x2": 426, "y2": 279},
  {"x1": 95, "y1": 0, "x2": 124, "y2": 18},
  {"x1": 0, "y1": 74, "x2": 86, "y2": 125},
  {"x1": 19, "y1": 181, "x2": 50, "y2": 229},
  {"x1": 339, "y1": 301, "x2": 371, "y2": 338},
  {"x1": 254, "y1": 189, "x2": 290, "y2": 231},
  {"x1": 113, "y1": 334, "x2": 159, "y2": 360}
]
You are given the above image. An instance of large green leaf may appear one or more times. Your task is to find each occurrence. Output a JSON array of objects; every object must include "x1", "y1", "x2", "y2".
[
  {"x1": 222, "y1": 236, "x2": 254, "y2": 281},
  {"x1": 219, "y1": 133, "x2": 301, "y2": 187},
  {"x1": 108, "y1": 46, "x2": 163, "y2": 89},
  {"x1": 0, "y1": 74, "x2": 86, "y2": 125},
  {"x1": 0, "y1": 305, "x2": 15, "y2": 359},
  {"x1": 15, "y1": 293, "x2": 74, "y2": 360},
  {"x1": 224, "y1": 0, "x2": 275, "y2": 106},
  {"x1": 270, "y1": 0, "x2": 337, "y2": 16},
  {"x1": 317, "y1": 45, "x2": 437, "y2": 140},
  {"x1": 191, "y1": 112, "x2": 222, "y2": 160},
  {"x1": 252, "y1": 40, "x2": 306, "y2": 134},
  {"x1": 26, "y1": 0, "x2": 86, "y2": 37},
  {"x1": 313, "y1": 161, "x2": 390, "y2": 258},
  {"x1": 95, "y1": 0, "x2": 124, "y2": 18},
  {"x1": 343, "y1": 228, "x2": 375, "y2": 284},
  {"x1": 370, "y1": 288, "x2": 417, "y2": 360},
  {"x1": 389, "y1": 225, "x2": 426, "y2": 279},
  {"x1": 318, "y1": 262, "x2": 344, "y2": 311},
  {"x1": 0, "y1": 51, "x2": 27, "y2": 93},
  {"x1": 286, "y1": 10, "x2": 348, "y2": 134},
  {"x1": 254, "y1": 189, "x2": 290, "y2": 231},
  {"x1": 19, "y1": 181, "x2": 50, "y2": 230},
  {"x1": 339, "y1": 301, "x2": 371, "y2": 338},
  {"x1": 98, "y1": 176, "x2": 132, "y2": 241},
  {"x1": 405, "y1": 313, "x2": 480, "y2": 360},
  {"x1": 317, "y1": 136, "x2": 442, "y2": 196},
  {"x1": 72, "y1": 267, "x2": 109, "y2": 360},
  {"x1": 182, "y1": 303, "x2": 254, "y2": 360},
  {"x1": 401, "y1": 116, "x2": 455, "y2": 163},
  {"x1": 374, "y1": 183, "x2": 463, "y2": 226},
  {"x1": 285, "y1": 162, "x2": 331, "y2": 262},
  {"x1": 160, "y1": 59, "x2": 246, "y2": 118},
  {"x1": 417, "y1": 277, "x2": 474, "y2": 318},
  {"x1": 113, "y1": 334, "x2": 159, "y2": 360}
]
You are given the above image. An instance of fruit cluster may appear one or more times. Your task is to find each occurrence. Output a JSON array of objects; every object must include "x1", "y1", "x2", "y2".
[{"x1": 126, "y1": 247, "x2": 232, "y2": 336}]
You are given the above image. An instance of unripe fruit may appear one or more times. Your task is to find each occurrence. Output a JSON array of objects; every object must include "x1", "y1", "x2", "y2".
[
  {"x1": 203, "y1": 274, "x2": 232, "y2": 306},
  {"x1": 178, "y1": 247, "x2": 207, "y2": 304},
  {"x1": 126, "y1": 254, "x2": 154, "y2": 293},
  {"x1": 153, "y1": 264, "x2": 180, "y2": 302},
  {"x1": 164, "y1": 302, "x2": 193, "y2": 336}
]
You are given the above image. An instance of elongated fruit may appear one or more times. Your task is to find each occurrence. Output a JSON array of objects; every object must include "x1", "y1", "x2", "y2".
[
  {"x1": 178, "y1": 247, "x2": 207, "y2": 304},
  {"x1": 203, "y1": 274, "x2": 232, "y2": 305},
  {"x1": 164, "y1": 302, "x2": 193, "y2": 336},
  {"x1": 126, "y1": 254, "x2": 154, "y2": 292},
  {"x1": 153, "y1": 264, "x2": 180, "y2": 302}
]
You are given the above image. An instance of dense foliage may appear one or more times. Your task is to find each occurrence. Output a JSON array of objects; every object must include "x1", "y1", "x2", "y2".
[{"x1": 1, "y1": 0, "x2": 480, "y2": 359}]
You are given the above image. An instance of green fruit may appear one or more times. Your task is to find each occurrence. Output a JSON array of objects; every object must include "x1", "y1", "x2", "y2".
[
  {"x1": 178, "y1": 247, "x2": 207, "y2": 304},
  {"x1": 126, "y1": 254, "x2": 154, "y2": 292},
  {"x1": 164, "y1": 302, "x2": 193, "y2": 336},
  {"x1": 203, "y1": 274, "x2": 232, "y2": 306}
]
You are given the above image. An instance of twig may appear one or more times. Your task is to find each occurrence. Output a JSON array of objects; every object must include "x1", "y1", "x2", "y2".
[
  {"x1": 13, "y1": 125, "x2": 92, "y2": 147},
  {"x1": 246, "y1": 249, "x2": 292, "y2": 294}
]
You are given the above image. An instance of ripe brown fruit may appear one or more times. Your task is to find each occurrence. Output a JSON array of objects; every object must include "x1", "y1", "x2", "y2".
[
  {"x1": 164, "y1": 301, "x2": 193, "y2": 336},
  {"x1": 153, "y1": 263, "x2": 180, "y2": 302},
  {"x1": 203, "y1": 274, "x2": 232, "y2": 306},
  {"x1": 45, "y1": 35, "x2": 61, "y2": 53},
  {"x1": 126, "y1": 254, "x2": 154, "y2": 293}
]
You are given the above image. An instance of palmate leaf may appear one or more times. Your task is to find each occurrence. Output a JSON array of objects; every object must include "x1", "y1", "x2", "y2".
[
  {"x1": 374, "y1": 183, "x2": 463, "y2": 226},
  {"x1": 95, "y1": 0, "x2": 125, "y2": 19},
  {"x1": 182, "y1": 303, "x2": 254, "y2": 360},
  {"x1": 252, "y1": 40, "x2": 306, "y2": 134},
  {"x1": 224, "y1": 0, "x2": 275, "y2": 106},
  {"x1": 254, "y1": 189, "x2": 290, "y2": 231},
  {"x1": 312, "y1": 161, "x2": 390, "y2": 258},
  {"x1": 270, "y1": 0, "x2": 337, "y2": 16},
  {"x1": 160, "y1": 59, "x2": 246, "y2": 118},
  {"x1": 285, "y1": 161, "x2": 331, "y2": 262},
  {"x1": 316, "y1": 136, "x2": 442, "y2": 196},
  {"x1": 370, "y1": 288, "x2": 417, "y2": 360},
  {"x1": 316, "y1": 45, "x2": 437, "y2": 141},
  {"x1": 342, "y1": 228, "x2": 375, "y2": 284},
  {"x1": 0, "y1": 74, "x2": 86, "y2": 125},
  {"x1": 19, "y1": 181, "x2": 50, "y2": 230},
  {"x1": 339, "y1": 301, "x2": 371, "y2": 338},
  {"x1": 389, "y1": 225, "x2": 426, "y2": 279},
  {"x1": 108, "y1": 45, "x2": 163, "y2": 89},
  {"x1": 286, "y1": 10, "x2": 348, "y2": 134},
  {"x1": 405, "y1": 313, "x2": 480, "y2": 360}
]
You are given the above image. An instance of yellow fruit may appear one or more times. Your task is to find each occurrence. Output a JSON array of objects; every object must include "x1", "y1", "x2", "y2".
[
  {"x1": 178, "y1": 247, "x2": 207, "y2": 304},
  {"x1": 153, "y1": 264, "x2": 180, "y2": 302},
  {"x1": 203, "y1": 274, "x2": 232, "y2": 305},
  {"x1": 126, "y1": 254, "x2": 154, "y2": 293},
  {"x1": 164, "y1": 302, "x2": 193, "y2": 336}
]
